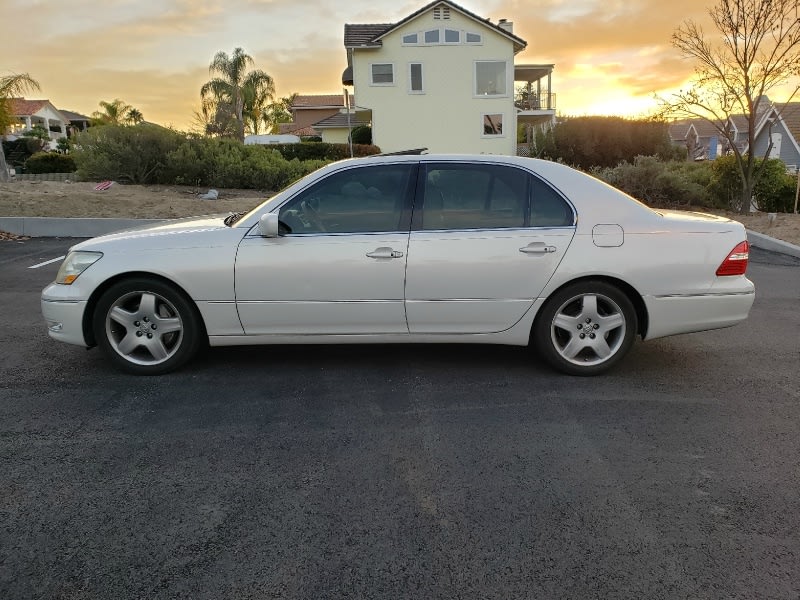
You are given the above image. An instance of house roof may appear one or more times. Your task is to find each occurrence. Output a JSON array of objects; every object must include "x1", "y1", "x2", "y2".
[
  {"x1": 344, "y1": 24, "x2": 393, "y2": 48},
  {"x1": 8, "y1": 98, "x2": 49, "y2": 116},
  {"x1": 344, "y1": 0, "x2": 527, "y2": 53},
  {"x1": 292, "y1": 94, "x2": 350, "y2": 109},
  {"x1": 312, "y1": 112, "x2": 370, "y2": 129},
  {"x1": 60, "y1": 109, "x2": 91, "y2": 123},
  {"x1": 278, "y1": 123, "x2": 322, "y2": 136},
  {"x1": 774, "y1": 102, "x2": 800, "y2": 144},
  {"x1": 689, "y1": 119, "x2": 722, "y2": 138},
  {"x1": 668, "y1": 119, "x2": 693, "y2": 142}
]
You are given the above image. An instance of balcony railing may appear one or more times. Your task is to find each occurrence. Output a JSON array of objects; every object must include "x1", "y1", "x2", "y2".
[{"x1": 514, "y1": 93, "x2": 556, "y2": 112}]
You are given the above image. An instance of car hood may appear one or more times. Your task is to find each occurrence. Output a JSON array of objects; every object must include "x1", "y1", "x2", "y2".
[{"x1": 71, "y1": 214, "x2": 240, "y2": 252}]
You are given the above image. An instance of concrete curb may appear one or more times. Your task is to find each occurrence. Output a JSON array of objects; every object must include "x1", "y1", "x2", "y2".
[
  {"x1": 0, "y1": 217, "x2": 164, "y2": 238},
  {"x1": 2, "y1": 217, "x2": 800, "y2": 260},
  {"x1": 747, "y1": 230, "x2": 800, "y2": 259}
]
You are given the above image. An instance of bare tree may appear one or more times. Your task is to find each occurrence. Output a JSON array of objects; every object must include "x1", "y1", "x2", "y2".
[{"x1": 662, "y1": 0, "x2": 800, "y2": 211}]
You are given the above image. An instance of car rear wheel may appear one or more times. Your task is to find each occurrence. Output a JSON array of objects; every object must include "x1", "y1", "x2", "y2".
[
  {"x1": 92, "y1": 277, "x2": 201, "y2": 375},
  {"x1": 533, "y1": 281, "x2": 637, "y2": 376}
]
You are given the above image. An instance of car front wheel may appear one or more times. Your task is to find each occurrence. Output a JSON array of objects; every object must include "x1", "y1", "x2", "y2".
[
  {"x1": 533, "y1": 281, "x2": 637, "y2": 376},
  {"x1": 92, "y1": 277, "x2": 202, "y2": 375}
]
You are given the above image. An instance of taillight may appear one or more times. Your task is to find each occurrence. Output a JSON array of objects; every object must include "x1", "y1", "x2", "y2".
[{"x1": 716, "y1": 240, "x2": 749, "y2": 276}]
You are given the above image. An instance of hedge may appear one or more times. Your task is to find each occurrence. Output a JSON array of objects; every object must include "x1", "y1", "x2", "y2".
[
  {"x1": 24, "y1": 152, "x2": 77, "y2": 174},
  {"x1": 268, "y1": 142, "x2": 381, "y2": 162}
]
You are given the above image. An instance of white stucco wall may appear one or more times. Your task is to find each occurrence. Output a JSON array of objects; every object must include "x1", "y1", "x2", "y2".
[
  {"x1": 321, "y1": 128, "x2": 351, "y2": 144},
  {"x1": 352, "y1": 9, "x2": 517, "y2": 155}
]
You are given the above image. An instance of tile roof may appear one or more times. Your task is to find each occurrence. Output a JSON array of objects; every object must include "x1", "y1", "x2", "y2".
[
  {"x1": 312, "y1": 112, "x2": 370, "y2": 128},
  {"x1": 292, "y1": 94, "x2": 348, "y2": 108},
  {"x1": 279, "y1": 124, "x2": 321, "y2": 136},
  {"x1": 7, "y1": 98, "x2": 48, "y2": 116},
  {"x1": 344, "y1": 24, "x2": 393, "y2": 48},
  {"x1": 344, "y1": 1, "x2": 527, "y2": 51}
]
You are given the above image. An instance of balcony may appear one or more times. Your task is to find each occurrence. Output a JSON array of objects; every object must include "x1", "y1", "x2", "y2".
[{"x1": 515, "y1": 92, "x2": 556, "y2": 112}]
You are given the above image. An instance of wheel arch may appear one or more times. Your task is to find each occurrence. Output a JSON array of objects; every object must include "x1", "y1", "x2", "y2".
[
  {"x1": 82, "y1": 271, "x2": 209, "y2": 347},
  {"x1": 531, "y1": 275, "x2": 649, "y2": 342}
]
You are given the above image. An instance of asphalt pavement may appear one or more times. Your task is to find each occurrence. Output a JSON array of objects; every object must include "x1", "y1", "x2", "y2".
[{"x1": 1, "y1": 238, "x2": 799, "y2": 599}]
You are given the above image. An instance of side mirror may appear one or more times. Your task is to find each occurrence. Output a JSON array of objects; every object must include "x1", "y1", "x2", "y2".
[{"x1": 258, "y1": 213, "x2": 280, "y2": 238}]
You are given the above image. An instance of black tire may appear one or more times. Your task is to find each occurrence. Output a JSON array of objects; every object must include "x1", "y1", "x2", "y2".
[
  {"x1": 533, "y1": 280, "x2": 637, "y2": 376},
  {"x1": 92, "y1": 277, "x2": 202, "y2": 375}
]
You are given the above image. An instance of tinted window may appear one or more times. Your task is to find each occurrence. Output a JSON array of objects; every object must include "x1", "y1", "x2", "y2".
[
  {"x1": 422, "y1": 164, "x2": 527, "y2": 230},
  {"x1": 530, "y1": 176, "x2": 574, "y2": 227},
  {"x1": 279, "y1": 165, "x2": 414, "y2": 234}
]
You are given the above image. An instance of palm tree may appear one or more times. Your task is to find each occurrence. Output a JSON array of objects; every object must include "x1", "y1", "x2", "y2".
[
  {"x1": 201, "y1": 47, "x2": 274, "y2": 141},
  {"x1": 261, "y1": 93, "x2": 296, "y2": 134},
  {"x1": 91, "y1": 99, "x2": 133, "y2": 125},
  {"x1": 126, "y1": 107, "x2": 144, "y2": 125},
  {"x1": 242, "y1": 76, "x2": 277, "y2": 136},
  {"x1": 0, "y1": 72, "x2": 41, "y2": 182}
]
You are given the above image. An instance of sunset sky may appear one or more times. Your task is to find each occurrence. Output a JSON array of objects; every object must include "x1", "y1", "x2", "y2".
[{"x1": 0, "y1": 0, "x2": 793, "y2": 129}]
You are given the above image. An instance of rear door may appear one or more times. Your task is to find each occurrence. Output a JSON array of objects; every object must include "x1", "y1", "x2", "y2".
[{"x1": 404, "y1": 161, "x2": 575, "y2": 334}]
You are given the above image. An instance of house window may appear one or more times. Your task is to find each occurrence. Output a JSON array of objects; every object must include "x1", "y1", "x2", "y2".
[
  {"x1": 424, "y1": 29, "x2": 440, "y2": 44},
  {"x1": 475, "y1": 61, "x2": 507, "y2": 96},
  {"x1": 483, "y1": 113, "x2": 503, "y2": 137},
  {"x1": 402, "y1": 33, "x2": 418, "y2": 44},
  {"x1": 371, "y1": 63, "x2": 394, "y2": 85},
  {"x1": 482, "y1": 114, "x2": 504, "y2": 136},
  {"x1": 466, "y1": 32, "x2": 482, "y2": 44},
  {"x1": 409, "y1": 63, "x2": 424, "y2": 93},
  {"x1": 444, "y1": 29, "x2": 460, "y2": 43}
]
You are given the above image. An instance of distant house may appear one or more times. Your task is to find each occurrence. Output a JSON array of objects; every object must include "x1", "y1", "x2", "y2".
[
  {"x1": 669, "y1": 118, "x2": 723, "y2": 160},
  {"x1": 749, "y1": 100, "x2": 800, "y2": 172},
  {"x1": 278, "y1": 94, "x2": 353, "y2": 137},
  {"x1": 5, "y1": 99, "x2": 69, "y2": 147},
  {"x1": 341, "y1": 0, "x2": 556, "y2": 155},
  {"x1": 668, "y1": 97, "x2": 800, "y2": 170},
  {"x1": 60, "y1": 110, "x2": 92, "y2": 137}
]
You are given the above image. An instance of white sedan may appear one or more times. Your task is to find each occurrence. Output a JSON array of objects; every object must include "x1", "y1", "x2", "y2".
[{"x1": 41, "y1": 155, "x2": 755, "y2": 376}]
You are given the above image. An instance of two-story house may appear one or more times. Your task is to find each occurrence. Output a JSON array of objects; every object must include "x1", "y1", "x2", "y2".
[
  {"x1": 5, "y1": 99, "x2": 69, "y2": 148},
  {"x1": 341, "y1": 0, "x2": 555, "y2": 155}
]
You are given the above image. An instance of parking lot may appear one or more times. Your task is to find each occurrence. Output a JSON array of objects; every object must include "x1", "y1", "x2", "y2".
[{"x1": 2, "y1": 237, "x2": 799, "y2": 599}]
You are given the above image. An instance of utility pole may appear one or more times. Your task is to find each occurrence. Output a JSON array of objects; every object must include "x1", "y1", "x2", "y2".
[{"x1": 794, "y1": 166, "x2": 799, "y2": 214}]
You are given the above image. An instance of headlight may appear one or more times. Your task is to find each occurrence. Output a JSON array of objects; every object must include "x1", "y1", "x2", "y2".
[{"x1": 55, "y1": 251, "x2": 103, "y2": 285}]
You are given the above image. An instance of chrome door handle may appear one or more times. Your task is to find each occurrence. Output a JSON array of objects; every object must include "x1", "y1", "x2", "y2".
[
  {"x1": 520, "y1": 244, "x2": 557, "y2": 254},
  {"x1": 366, "y1": 247, "x2": 404, "y2": 259}
]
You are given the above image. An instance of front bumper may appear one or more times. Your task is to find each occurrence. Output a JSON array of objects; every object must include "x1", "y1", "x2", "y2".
[{"x1": 41, "y1": 282, "x2": 89, "y2": 347}]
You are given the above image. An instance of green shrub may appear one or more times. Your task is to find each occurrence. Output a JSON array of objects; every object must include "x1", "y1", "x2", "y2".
[
  {"x1": 269, "y1": 142, "x2": 380, "y2": 161},
  {"x1": 350, "y1": 125, "x2": 372, "y2": 145},
  {"x1": 72, "y1": 124, "x2": 184, "y2": 184},
  {"x1": 164, "y1": 138, "x2": 327, "y2": 190},
  {"x1": 707, "y1": 155, "x2": 796, "y2": 213},
  {"x1": 24, "y1": 152, "x2": 77, "y2": 174},
  {"x1": 593, "y1": 157, "x2": 713, "y2": 208}
]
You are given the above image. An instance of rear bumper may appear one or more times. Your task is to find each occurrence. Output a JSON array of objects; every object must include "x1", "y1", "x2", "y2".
[{"x1": 643, "y1": 290, "x2": 755, "y2": 340}]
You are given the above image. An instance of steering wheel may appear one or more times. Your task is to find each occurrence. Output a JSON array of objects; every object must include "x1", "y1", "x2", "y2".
[{"x1": 300, "y1": 200, "x2": 326, "y2": 232}]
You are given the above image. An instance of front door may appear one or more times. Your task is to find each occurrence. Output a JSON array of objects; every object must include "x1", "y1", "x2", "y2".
[{"x1": 235, "y1": 163, "x2": 416, "y2": 335}]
